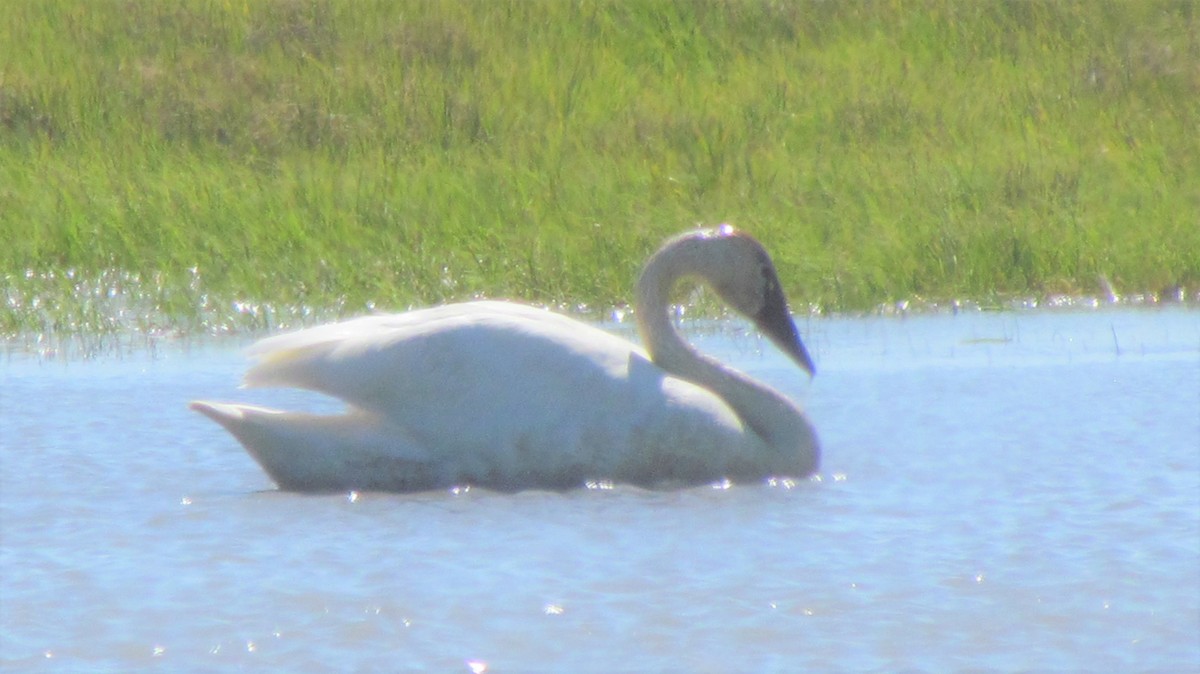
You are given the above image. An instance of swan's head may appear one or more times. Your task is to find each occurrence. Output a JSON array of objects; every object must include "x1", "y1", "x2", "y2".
[{"x1": 702, "y1": 226, "x2": 816, "y2": 377}]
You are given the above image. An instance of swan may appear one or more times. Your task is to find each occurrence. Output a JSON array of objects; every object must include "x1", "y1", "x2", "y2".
[{"x1": 190, "y1": 225, "x2": 819, "y2": 492}]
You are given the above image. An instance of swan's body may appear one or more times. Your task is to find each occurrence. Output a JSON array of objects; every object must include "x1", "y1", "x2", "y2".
[{"x1": 191, "y1": 227, "x2": 819, "y2": 492}]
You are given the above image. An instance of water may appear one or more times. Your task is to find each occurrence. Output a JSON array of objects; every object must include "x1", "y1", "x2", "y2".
[{"x1": 2, "y1": 307, "x2": 1198, "y2": 672}]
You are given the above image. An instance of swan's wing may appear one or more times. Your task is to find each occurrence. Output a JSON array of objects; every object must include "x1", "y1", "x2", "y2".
[
  {"x1": 239, "y1": 300, "x2": 751, "y2": 484},
  {"x1": 243, "y1": 300, "x2": 654, "y2": 427},
  {"x1": 245, "y1": 301, "x2": 546, "y2": 362},
  {"x1": 243, "y1": 301, "x2": 640, "y2": 402}
]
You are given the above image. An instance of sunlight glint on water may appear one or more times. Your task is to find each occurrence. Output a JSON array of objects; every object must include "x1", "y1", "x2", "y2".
[{"x1": 2, "y1": 308, "x2": 1198, "y2": 671}]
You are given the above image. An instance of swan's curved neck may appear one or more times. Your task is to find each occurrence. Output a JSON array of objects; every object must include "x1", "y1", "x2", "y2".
[{"x1": 635, "y1": 241, "x2": 806, "y2": 452}]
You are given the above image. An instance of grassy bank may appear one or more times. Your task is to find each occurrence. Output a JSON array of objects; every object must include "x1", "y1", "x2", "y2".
[{"x1": 2, "y1": 0, "x2": 1197, "y2": 335}]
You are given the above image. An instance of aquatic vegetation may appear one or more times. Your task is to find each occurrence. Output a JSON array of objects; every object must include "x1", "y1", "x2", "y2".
[{"x1": 2, "y1": 0, "x2": 1197, "y2": 340}]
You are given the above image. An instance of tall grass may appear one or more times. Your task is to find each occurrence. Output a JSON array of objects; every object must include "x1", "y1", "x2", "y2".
[{"x1": 2, "y1": 0, "x2": 1197, "y2": 335}]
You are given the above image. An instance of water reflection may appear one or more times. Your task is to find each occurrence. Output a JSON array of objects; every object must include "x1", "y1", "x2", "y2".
[{"x1": 1, "y1": 308, "x2": 1197, "y2": 671}]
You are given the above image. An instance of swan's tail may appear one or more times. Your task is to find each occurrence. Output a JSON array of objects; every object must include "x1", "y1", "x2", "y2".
[{"x1": 189, "y1": 401, "x2": 432, "y2": 492}]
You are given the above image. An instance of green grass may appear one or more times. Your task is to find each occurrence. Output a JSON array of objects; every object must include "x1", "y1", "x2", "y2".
[{"x1": 2, "y1": 0, "x2": 1198, "y2": 336}]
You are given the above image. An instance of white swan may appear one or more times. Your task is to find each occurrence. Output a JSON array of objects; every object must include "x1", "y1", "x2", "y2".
[{"x1": 190, "y1": 226, "x2": 819, "y2": 492}]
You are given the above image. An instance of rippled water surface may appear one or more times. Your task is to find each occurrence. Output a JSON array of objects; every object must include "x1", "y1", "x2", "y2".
[{"x1": 3, "y1": 308, "x2": 1198, "y2": 672}]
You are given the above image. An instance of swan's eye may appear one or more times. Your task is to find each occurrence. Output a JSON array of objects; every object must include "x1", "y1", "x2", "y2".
[{"x1": 761, "y1": 266, "x2": 778, "y2": 294}]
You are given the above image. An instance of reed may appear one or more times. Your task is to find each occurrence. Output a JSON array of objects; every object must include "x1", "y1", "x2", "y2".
[{"x1": 3, "y1": 0, "x2": 1197, "y2": 336}]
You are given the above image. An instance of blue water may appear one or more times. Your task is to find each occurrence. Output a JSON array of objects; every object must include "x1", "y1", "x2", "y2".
[{"x1": 2, "y1": 307, "x2": 1198, "y2": 672}]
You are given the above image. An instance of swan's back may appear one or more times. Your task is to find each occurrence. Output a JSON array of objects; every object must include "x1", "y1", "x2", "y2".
[{"x1": 237, "y1": 301, "x2": 775, "y2": 489}]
